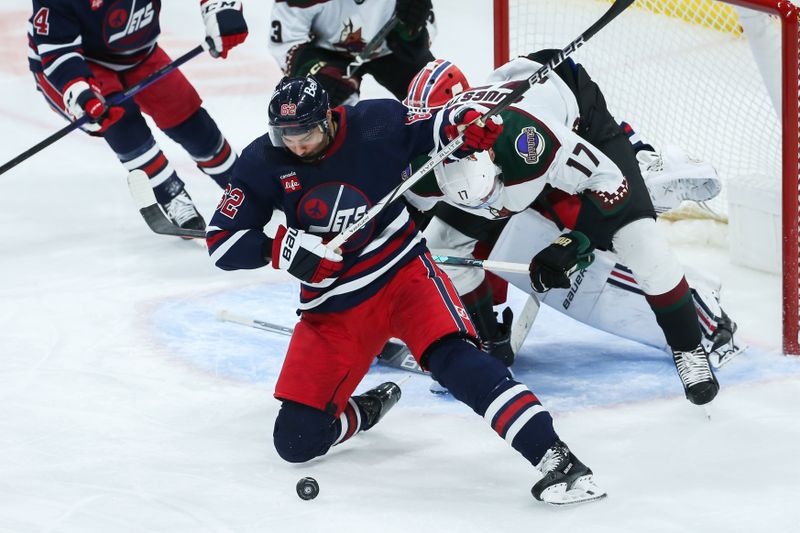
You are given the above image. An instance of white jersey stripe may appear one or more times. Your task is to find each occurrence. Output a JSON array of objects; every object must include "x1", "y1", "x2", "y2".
[
  {"x1": 210, "y1": 229, "x2": 252, "y2": 266},
  {"x1": 36, "y1": 36, "x2": 83, "y2": 55},
  {"x1": 43, "y1": 52, "x2": 82, "y2": 77}
]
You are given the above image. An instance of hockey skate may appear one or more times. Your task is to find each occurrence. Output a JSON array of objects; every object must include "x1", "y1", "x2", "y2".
[
  {"x1": 532, "y1": 439, "x2": 606, "y2": 506},
  {"x1": 353, "y1": 382, "x2": 402, "y2": 431},
  {"x1": 672, "y1": 345, "x2": 719, "y2": 405},
  {"x1": 162, "y1": 190, "x2": 206, "y2": 232},
  {"x1": 637, "y1": 145, "x2": 722, "y2": 213}
]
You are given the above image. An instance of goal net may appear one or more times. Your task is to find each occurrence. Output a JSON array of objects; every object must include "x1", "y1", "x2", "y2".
[{"x1": 493, "y1": 0, "x2": 800, "y2": 354}]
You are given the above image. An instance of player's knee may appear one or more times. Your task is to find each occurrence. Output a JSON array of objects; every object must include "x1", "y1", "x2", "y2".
[
  {"x1": 613, "y1": 218, "x2": 684, "y2": 294},
  {"x1": 425, "y1": 337, "x2": 511, "y2": 411},
  {"x1": 273, "y1": 401, "x2": 336, "y2": 463}
]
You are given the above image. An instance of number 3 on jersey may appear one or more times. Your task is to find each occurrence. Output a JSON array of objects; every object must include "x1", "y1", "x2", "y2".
[
  {"x1": 33, "y1": 8, "x2": 50, "y2": 35},
  {"x1": 217, "y1": 185, "x2": 245, "y2": 219}
]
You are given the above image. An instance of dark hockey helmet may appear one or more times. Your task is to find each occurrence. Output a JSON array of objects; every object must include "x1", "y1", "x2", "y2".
[
  {"x1": 404, "y1": 59, "x2": 470, "y2": 114},
  {"x1": 268, "y1": 75, "x2": 331, "y2": 147}
]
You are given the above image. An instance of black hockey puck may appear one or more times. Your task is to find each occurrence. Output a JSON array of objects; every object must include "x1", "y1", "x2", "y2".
[{"x1": 296, "y1": 477, "x2": 319, "y2": 500}]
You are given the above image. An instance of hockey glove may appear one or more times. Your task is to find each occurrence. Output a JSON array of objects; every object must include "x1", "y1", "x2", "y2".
[
  {"x1": 386, "y1": 28, "x2": 432, "y2": 64},
  {"x1": 271, "y1": 225, "x2": 343, "y2": 284},
  {"x1": 62, "y1": 78, "x2": 125, "y2": 134},
  {"x1": 200, "y1": 0, "x2": 248, "y2": 59},
  {"x1": 529, "y1": 231, "x2": 595, "y2": 293},
  {"x1": 395, "y1": 0, "x2": 433, "y2": 34},
  {"x1": 287, "y1": 46, "x2": 359, "y2": 106},
  {"x1": 443, "y1": 107, "x2": 503, "y2": 159}
]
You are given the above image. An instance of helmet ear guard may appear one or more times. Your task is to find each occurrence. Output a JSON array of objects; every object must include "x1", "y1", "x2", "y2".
[
  {"x1": 433, "y1": 151, "x2": 502, "y2": 208},
  {"x1": 268, "y1": 76, "x2": 331, "y2": 147},
  {"x1": 404, "y1": 59, "x2": 470, "y2": 114}
]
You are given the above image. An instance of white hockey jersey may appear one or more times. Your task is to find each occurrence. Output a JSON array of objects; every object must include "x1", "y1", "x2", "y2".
[{"x1": 268, "y1": 0, "x2": 437, "y2": 71}]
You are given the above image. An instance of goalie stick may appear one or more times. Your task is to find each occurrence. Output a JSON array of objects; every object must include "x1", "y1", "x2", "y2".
[
  {"x1": 325, "y1": 0, "x2": 635, "y2": 252},
  {"x1": 215, "y1": 309, "x2": 429, "y2": 376},
  {"x1": 127, "y1": 170, "x2": 206, "y2": 238}
]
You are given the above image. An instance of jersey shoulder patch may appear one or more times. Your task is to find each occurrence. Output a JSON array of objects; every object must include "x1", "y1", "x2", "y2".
[{"x1": 494, "y1": 107, "x2": 561, "y2": 186}]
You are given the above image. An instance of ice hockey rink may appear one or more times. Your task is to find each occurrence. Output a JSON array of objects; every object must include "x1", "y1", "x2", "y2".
[{"x1": 1, "y1": 1, "x2": 799, "y2": 531}]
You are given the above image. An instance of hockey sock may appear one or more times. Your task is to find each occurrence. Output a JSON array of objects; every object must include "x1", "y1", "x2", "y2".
[
  {"x1": 646, "y1": 277, "x2": 703, "y2": 351},
  {"x1": 426, "y1": 339, "x2": 557, "y2": 466},
  {"x1": 620, "y1": 121, "x2": 655, "y2": 153},
  {"x1": 164, "y1": 108, "x2": 237, "y2": 188},
  {"x1": 331, "y1": 397, "x2": 366, "y2": 447},
  {"x1": 116, "y1": 138, "x2": 184, "y2": 205}
]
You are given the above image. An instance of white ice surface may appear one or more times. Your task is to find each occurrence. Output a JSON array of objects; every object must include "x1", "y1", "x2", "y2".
[{"x1": 1, "y1": 1, "x2": 799, "y2": 532}]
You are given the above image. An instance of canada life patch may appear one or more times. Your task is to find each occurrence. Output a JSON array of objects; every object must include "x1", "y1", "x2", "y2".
[{"x1": 280, "y1": 172, "x2": 301, "y2": 192}]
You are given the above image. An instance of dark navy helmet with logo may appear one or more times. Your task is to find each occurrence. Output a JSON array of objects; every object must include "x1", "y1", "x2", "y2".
[{"x1": 268, "y1": 76, "x2": 331, "y2": 148}]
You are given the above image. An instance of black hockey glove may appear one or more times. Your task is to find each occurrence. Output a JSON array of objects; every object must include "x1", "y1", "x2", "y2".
[
  {"x1": 395, "y1": 0, "x2": 433, "y2": 33},
  {"x1": 529, "y1": 231, "x2": 595, "y2": 293},
  {"x1": 386, "y1": 27, "x2": 433, "y2": 64},
  {"x1": 484, "y1": 307, "x2": 515, "y2": 367},
  {"x1": 286, "y1": 45, "x2": 359, "y2": 106}
]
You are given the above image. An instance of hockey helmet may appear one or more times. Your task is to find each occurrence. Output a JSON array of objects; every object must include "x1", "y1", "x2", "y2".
[
  {"x1": 404, "y1": 59, "x2": 470, "y2": 114},
  {"x1": 433, "y1": 151, "x2": 502, "y2": 208},
  {"x1": 268, "y1": 75, "x2": 331, "y2": 148}
]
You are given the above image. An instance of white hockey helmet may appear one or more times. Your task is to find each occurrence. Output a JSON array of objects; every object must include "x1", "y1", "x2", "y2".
[{"x1": 434, "y1": 151, "x2": 502, "y2": 208}]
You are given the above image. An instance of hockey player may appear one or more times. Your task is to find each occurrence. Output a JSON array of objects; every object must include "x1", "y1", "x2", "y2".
[
  {"x1": 28, "y1": 0, "x2": 248, "y2": 231},
  {"x1": 418, "y1": 52, "x2": 725, "y2": 406},
  {"x1": 206, "y1": 75, "x2": 606, "y2": 505},
  {"x1": 269, "y1": 0, "x2": 436, "y2": 107},
  {"x1": 403, "y1": 59, "x2": 737, "y2": 373}
]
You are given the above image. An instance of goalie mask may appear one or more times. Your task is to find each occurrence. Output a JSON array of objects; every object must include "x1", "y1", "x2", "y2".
[
  {"x1": 268, "y1": 75, "x2": 331, "y2": 149},
  {"x1": 404, "y1": 59, "x2": 470, "y2": 114},
  {"x1": 434, "y1": 151, "x2": 502, "y2": 208}
]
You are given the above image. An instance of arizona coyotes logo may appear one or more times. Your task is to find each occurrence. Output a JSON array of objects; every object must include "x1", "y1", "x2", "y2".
[
  {"x1": 333, "y1": 19, "x2": 366, "y2": 54},
  {"x1": 91, "y1": 0, "x2": 104, "y2": 10},
  {"x1": 105, "y1": 0, "x2": 157, "y2": 48}
]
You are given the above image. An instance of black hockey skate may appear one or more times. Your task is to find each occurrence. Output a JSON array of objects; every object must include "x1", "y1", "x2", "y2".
[
  {"x1": 353, "y1": 382, "x2": 402, "y2": 432},
  {"x1": 162, "y1": 190, "x2": 206, "y2": 232},
  {"x1": 532, "y1": 439, "x2": 606, "y2": 506},
  {"x1": 672, "y1": 345, "x2": 719, "y2": 405}
]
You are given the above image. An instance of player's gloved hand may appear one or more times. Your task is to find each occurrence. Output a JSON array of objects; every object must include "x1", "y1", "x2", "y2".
[
  {"x1": 271, "y1": 225, "x2": 344, "y2": 284},
  {"x1": 309, "y1": 61, "x2": 359, "y2": 106},
  {"x1": 529, "y1": 231, "x2": 595, "y2": 293},
  {"x1": 395, "y1": 0, "x2": 433, "y2": 34},
  {"x1": 443, "y1": 106, "x2": 504, "y2": 158},
  {"x1": 200, "y1": 0, "x2": 248, "y2": 59},
  {"x1": 63, "y1": 78, "x2": 125, "y2": 133}
]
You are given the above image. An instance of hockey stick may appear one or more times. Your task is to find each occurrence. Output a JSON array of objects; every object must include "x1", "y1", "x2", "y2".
[
  {"x1": 216, "y1": 309, "x2": 429, "y2": 375},
  {"x1": 345, "y1": 14, "x2": 400, "y2": 78},
  {"x1": 431, "y1": 254, "x2": 530, "y2": 274},
  {"x1": 0, "y1": 42, "x2": 210, "y2": 176},
  {"x1": 326, "y1": 0, "x2": 634, "y2": 252},
  {"x1": 127, "y1": 169, "x2": 206, "y2": 238}
]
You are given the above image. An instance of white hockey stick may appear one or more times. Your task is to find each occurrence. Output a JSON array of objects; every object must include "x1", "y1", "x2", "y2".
[
  {"x1": 431, "y1": 254, "x2": 530, "y2": 274},
  {"x1": 325, "y1": 0, "x2": 635, "y2": 252}
]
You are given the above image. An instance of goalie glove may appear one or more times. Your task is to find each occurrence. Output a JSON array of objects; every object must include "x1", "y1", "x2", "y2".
[
  {"x1": 271, "y1": 225, "x2": 343, "y2": 284},
  {"x1": 529, "y1": 231, "x2": 595, "y2": 293},
  {"x1": 200, "y1": 0, "x2": 248, "y2": 59},
  {"x1": 62, "y1": 78, "x2": 125, "y2": 134}
]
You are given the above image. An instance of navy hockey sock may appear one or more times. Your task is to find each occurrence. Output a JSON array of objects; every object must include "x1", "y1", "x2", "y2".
[
  {"x1": 426, "y1": 339, "x2": 557, "y2": 466},
  {"x1": 164, "y1": 108, "x2": 237, "y2": 188}
]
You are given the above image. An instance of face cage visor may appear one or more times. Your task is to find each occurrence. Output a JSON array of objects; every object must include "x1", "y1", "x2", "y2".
[{"x1": 268, "y1": 117, "x2": 329, "y2": 148}]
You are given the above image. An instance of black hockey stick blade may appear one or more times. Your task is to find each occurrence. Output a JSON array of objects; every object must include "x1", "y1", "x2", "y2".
[
  {"x1": 126, "y1": 169, "x2": 206, "y2": 239},
  {"x1": 216, "y1": 310, "x2": 429, "y2": 375}
]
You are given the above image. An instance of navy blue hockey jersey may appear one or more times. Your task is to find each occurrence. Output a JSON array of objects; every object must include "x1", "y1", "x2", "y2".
[
  {"x1": 207, "y1": 99, "x2": 439, "y2": 313},
  {"x1": 28, "y1": 0, "x2": 162, "y2": 92}
]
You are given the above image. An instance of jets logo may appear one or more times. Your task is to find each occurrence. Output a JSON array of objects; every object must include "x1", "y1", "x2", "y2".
[
  {"x1": 297, "y1": 183, "x2": 375, "y2": 252},
  {"x1": 104, "y1": 1, "x2": 157, "y2": 49}
]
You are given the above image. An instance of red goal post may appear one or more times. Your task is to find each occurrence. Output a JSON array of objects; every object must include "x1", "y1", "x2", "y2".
[{"x1": 493, "y1": 0, "x2": 800, "y2": 355}]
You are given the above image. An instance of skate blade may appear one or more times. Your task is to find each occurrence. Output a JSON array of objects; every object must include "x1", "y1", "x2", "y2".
[
  {"x1": 538, "y1": 477, "x2": 607, "y2": 506},
  {"x1": 429, "y1": 380, "x2": 450, "y2": 395}
]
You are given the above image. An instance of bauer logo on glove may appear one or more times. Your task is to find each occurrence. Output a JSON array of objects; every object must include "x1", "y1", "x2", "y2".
[{"x1": 529, "y1": 231, "x2": 595, "y2": 293}]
